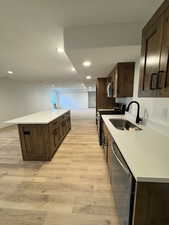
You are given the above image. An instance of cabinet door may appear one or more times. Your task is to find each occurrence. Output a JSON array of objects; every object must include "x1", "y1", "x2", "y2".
[
  {"x1": 66, "y1": 117, "x2": 71, "y2": 132},
  {"x1": 139, "y1": 18, "x2": 163, "y2": 97},
  {"x1": 61, "y1": 120, "x2": 66, "y2": 136},
  {"x1": 51, "y1": 126, "x2": 61, "y2": 152},
  {"x1": 18, "y1": 125, "x2": 48, "y2": 161},
  {"x1": 158, "y1": 8, "x2": 169, "y2": 96}
]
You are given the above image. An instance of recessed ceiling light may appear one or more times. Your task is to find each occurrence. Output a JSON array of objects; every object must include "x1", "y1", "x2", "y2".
[
  {"x1": 8, "y1": 71, "x2": 13, "y2": 74},
  {"x1": 86, "y1": 75, "x2": 92, "y2": 80},
  {"x1": 71, "y1": 67, "x2": 76, "y2": 72},
  {"x1": 57, "y1": 48, "x2": 64, "y2": 53},
  {"x1": 83, "y1": 61, "x2": 91, "y2": 67}
]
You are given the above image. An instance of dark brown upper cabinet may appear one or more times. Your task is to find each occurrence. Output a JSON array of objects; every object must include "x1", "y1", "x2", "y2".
[
  {"x1": 158, "y1": 7, "x2": 169, "y2": 96},
  {"x1": 96, "y1": 78, "x2": 115, "y2": 111},
  {"x1": 139, "y1": 0, "x2": 169, "y2": 97},
  {"x1": 109, "y1": 62, "x2": 135, "y2": 98}
]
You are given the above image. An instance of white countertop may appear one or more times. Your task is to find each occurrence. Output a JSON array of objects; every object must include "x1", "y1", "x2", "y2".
[
  {"x1": 102, "y1": 114, "x2": 169, "y2": 183},
  {"x1": 6, "y1": 110, "x2": 70, "y2": 125}
]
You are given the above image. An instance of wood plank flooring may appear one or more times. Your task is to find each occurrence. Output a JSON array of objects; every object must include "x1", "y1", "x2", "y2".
[{"x1": 0, "y1": 115, "x2": 120, "y2": 225}]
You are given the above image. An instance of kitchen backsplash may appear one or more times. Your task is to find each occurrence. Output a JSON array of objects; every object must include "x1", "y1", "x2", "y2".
[{"x1": 117, "y1": 59, "x2": 169, "y2": 137}]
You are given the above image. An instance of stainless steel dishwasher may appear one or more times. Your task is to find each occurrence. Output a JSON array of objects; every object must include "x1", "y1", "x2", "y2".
[{"x1": 110, "y1": 141, "x2": 135, "y2": 225}]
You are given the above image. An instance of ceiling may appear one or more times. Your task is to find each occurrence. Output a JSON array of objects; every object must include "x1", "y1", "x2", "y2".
[
  {"x1": 68, "y1": 45, "x2": 141, "y2": 85},
  {"x1": 0, "y1": 0, "x2": 164, "y2": 88}
]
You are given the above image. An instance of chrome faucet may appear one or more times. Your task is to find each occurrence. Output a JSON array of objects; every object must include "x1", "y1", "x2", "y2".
[{"x1": 126, "y1": 101, "x2": 142, "y2": 124}]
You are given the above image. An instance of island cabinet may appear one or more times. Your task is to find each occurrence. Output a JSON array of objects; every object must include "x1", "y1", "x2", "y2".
[
  {"x1": 139, "y1": 0, "x2": 169, "y2": 97},
  {"x1": 18, "y1": 111, "x2": 71, "y2": 161},
  {"x1": 101, "y1": 121, "x2": 169, "y2": 225}
]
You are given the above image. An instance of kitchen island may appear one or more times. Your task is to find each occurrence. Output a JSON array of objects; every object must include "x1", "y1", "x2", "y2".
[{"x1": 6, "y1": 110, "x2": 71, "y2": 161}]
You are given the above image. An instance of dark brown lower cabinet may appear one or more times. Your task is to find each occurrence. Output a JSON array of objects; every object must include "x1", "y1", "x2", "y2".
[
  {"x1": 102, "y1": 122, "x2": 169, "y2": 225},
  {"x1": 133, "y1": 182, "x2": 169, "y2": 225},
  {"x1": 18, "y1": 111, "x2": 71, "y2": 161}
]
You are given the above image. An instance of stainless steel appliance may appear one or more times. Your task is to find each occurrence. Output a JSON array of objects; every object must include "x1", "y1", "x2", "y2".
[
  {"x1": 109, "y1": 141, "x2": 135, "y2": 225},
  {"x1": 107, "y1": 82, "x2": 112, "y2": 97}
]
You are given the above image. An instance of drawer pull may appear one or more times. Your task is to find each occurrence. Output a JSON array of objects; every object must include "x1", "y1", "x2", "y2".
[{"x1": 24, "y1": 131, "x2": 30, "y2": 135}]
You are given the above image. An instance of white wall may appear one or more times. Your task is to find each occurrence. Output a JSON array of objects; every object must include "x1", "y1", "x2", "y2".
[
  {"x1": 117, "y1": 60, "x2": 169, "y2": 136},
  {"x1": 71, "y1": 109, "x2": 96, "y2": 120},
  {"x1": 0, "y1": 78, "x2": 51, "y2": 128},
  {"x1": 58, "y1": 90, "x2": 89, "y2": 109}
]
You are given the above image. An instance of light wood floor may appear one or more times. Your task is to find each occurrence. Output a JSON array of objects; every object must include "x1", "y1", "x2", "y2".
[{"x1": 0, "y1": 115, "x2": 119, "y2": 225}]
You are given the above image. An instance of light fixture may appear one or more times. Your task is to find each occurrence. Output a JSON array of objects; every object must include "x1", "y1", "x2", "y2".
[
  {"x1": 83, "y1": 61, "x2": 91, "y2": 67},
  {"x1": 57, "y1": 48, "x2": 64, "y2": 53},
  {"x1": 8, "y1": 71, "x2": 13, "y2": 74},
  {"x1": 86, "y1": 75, "x2": 92, "y2": 80},
  {"x1": 71, "y1": 67, "x2": 76, "y2": 72}
]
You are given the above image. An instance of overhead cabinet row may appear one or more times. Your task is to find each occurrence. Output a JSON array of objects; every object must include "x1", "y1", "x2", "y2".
[{"x1": 96, "y1": 62, "x2": 135, "y2": 114}]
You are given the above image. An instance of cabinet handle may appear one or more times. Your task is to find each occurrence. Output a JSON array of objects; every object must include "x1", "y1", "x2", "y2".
[
  {"x1": 24, "y1": 131, "x2": 30, "y2": 135},
  {"x1": 157, "y1": 70, "x2": 165, "y2": 89},
  {"x1": 150, "y1": 73, "x2": 158, "y2": 90}
]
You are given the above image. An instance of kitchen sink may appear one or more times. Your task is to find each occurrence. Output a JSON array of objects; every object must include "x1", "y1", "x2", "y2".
[{"x1": 109, "y1": 119, "x2": 142, "y2": 131}]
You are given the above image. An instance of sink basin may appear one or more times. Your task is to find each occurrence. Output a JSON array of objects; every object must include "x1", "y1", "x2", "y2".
[{"x1": 109, "y1": 119, "x2": 142, "y2": 131}]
